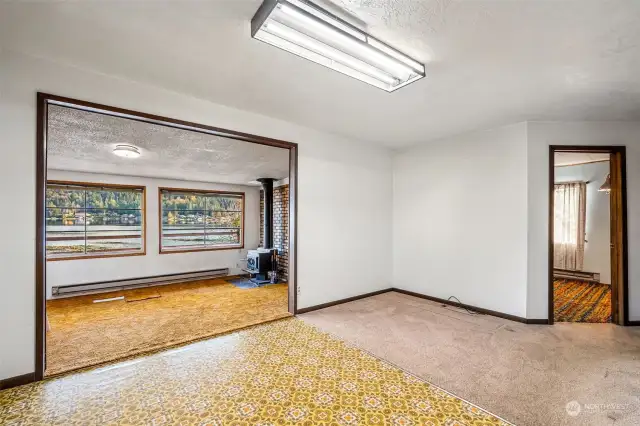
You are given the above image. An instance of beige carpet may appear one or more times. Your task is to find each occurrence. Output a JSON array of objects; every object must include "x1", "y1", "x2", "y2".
[
  {"x1": 301, "y1": 291, "x2": 640, "y2": 426},
  {"x1": 46, "y1": 279, "x2": 289, "y2": 376}
]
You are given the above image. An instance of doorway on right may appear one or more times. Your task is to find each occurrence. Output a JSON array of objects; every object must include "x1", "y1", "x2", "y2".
[{"x1": 551, "y1": 147, "x2": 627, "y2": 324}]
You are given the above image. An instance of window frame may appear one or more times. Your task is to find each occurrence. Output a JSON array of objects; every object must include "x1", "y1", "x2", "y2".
[
  {"x1": 45, "y1": 180, "x2": 147, "y2": 261},
  {"x1": 158, "y1": 187, "x2": 245, "y2": 254}
]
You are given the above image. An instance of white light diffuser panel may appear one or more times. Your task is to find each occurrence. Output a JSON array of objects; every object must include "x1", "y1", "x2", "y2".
[{"x1": 251, "y1": 0, "x2": 425, "y2": 92}]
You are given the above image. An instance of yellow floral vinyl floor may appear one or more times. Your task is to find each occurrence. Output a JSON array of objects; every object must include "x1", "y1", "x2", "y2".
[{"x1": 1, "y1": 318, "x2": 512, "y2": 425}]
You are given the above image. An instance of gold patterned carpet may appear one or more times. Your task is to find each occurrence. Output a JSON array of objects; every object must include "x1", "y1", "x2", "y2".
[
  {"x1": 554, "y1": 279, "x2": 611, "y2": 323},
  {"x1": 2, "y1": 318, "x2": 511, "y2": 425},
  {"x1": 45, "y1": 278, "x2": 289, "y2": 376}
]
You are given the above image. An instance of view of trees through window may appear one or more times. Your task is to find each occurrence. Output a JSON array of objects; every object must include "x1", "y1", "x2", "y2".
[
  {"x1": 160, "y1": 189, "x2": 243, "y2": 251},
  {"x1": 46, "y1": 183, "x2": 144, "y2": 258}
]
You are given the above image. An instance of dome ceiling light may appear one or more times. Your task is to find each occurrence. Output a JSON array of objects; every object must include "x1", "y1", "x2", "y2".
[{"x1": 113, "y1": 144, "x2": 141, "y2": 159}]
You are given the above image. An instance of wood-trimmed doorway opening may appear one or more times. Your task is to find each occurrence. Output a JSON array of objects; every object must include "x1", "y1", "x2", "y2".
[
  {"x1": 35, "y1": 93, "x2": 299, "y2": 380},
  {"x1": 548, "y1": 145, "x2": 628, "y2": 325}
]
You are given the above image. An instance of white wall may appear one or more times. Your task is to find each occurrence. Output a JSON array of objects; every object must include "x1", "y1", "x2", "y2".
[
  {"x1": 554, "y1": 161, "x2": 611, "y2": 284},
  {"x1": 0, "y1": 50, "x2": 393, "y2": 380},
  {"x1": 394, "y1": 121, "x2": 640, "y2": 323},
  {"x1": 46, "y1": 170, "x2": 260, "y2": 298},
  {"x1": 526, "y1": 122, "x2": 640, "y2": 321},
  {"x1": 393, "y1": 123, "x2": 529, "y2": 318}
]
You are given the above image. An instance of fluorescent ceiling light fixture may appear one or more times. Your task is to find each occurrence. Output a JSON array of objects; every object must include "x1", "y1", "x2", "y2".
[
  {"x1": 113, "y1": 144, "x2": 141, "y2": 158},
  {"x1": 251, "y1": 0, "x2": 425, "y2": 92}
]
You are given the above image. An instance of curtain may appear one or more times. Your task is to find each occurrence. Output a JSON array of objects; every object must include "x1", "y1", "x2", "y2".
[{"x1": 553, "y1": 182, "x2": 587, "y2": 270}]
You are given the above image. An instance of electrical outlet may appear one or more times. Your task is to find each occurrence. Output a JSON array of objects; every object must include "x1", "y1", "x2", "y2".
[{"x1": 297, "y1": 286, "x2": 301, "y2": 295}]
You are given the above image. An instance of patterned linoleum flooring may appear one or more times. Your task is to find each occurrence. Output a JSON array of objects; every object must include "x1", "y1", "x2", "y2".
[{"x1": 0, "y1": 318, "x2": 512, "y2": 426}]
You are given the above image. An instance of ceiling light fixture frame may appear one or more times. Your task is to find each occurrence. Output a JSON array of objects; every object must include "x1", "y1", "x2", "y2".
[{"x1": 251, "y1": 0, "x2": 425, "y2": 92}]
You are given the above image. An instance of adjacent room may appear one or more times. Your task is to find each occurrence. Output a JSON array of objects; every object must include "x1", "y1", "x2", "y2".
[
  {"x1": 553, "y1": 152, "x2": 612, "y2": 323},
  {"x1": 44, "y1": 103, "x2": 292, "y2": 376},
  {"x1": 1, "y1": 1, "x2": 640, "y2": 426}
]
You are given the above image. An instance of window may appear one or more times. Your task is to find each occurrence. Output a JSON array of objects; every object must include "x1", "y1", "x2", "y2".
[
  {"x1": 553, "y1": 182, "x2": 586, "y2": 245},
  {"x1": 160, "y1": 188, "x2": 244, "y2": 253},
  {"x1": 553, "y1": 181, "x2": 587, "y2": 271},
  {"x1": 46, "y1": 182, "x2": 145, "y2": 260}
]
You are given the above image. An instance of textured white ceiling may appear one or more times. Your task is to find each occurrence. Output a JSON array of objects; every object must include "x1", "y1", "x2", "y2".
[
  {"x1": 555, "y1": 152, "x2": 610, "y2": 167},
  {"x1": 47, "y1": 105, "x2": 290, "y2": 185},
  {"x1": 2, "y1": 1, "x2": 640, "y2": 148}
]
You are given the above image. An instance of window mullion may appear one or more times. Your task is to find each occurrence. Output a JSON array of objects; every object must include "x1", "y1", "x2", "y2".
[
  {"x1": 160, "y1": 196, "x2": 164, "y2": 251},
  {"x1": 83, "y1": 190, "x2": 88, "y2": 254},
  {"x1": 203, "y1": 196, "x2": 208, "y2": 247}
]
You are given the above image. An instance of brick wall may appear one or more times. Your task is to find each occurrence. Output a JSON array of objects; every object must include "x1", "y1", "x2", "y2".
[{"x1": 259, "y1": 184, "x2": 289, "y2": 281}]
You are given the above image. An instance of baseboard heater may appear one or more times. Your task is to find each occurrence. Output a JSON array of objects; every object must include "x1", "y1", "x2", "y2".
[
  {"x1": 553, "y1": 268, "x2": 600, "y2": 283},
  {"x1": 52, "y1": 268, "x2": 230, "y2": 297}
]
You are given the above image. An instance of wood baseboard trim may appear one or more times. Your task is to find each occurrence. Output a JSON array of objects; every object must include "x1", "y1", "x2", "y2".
[
  {"x1": 628, "y1": 321, "x2": 640, "y2": 326},
  {"x1": 0, "y1": 372, "x2": 35, "y2": 390},
  {"x1": 392, "y1": 288, "x2": 549, "y2": 325},
  {"x1": 294, "y1": 286, "x2": 549, "y2": 325},
  {"x1": 525, "y1": 318, "x2": 550, "y2": 325},
  {"x1": 296, "y1": 288, "x2": 393, "y2": 314}
]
